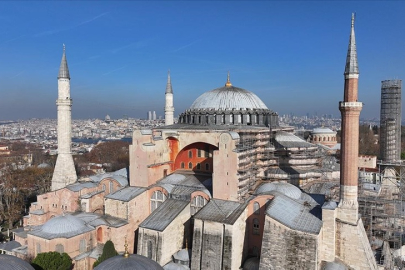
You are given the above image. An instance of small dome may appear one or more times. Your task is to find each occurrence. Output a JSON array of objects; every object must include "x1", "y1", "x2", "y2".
[
  {"x1": 94, "y1": 254, "x2": 164, "y2": 270},
  {"x1": 0, "y1": 254, "x2": 35, "y2": 270},
  {"x1": 41, "y1": 214, "x2": 88, "y2": 235},
  {"x1": 190, "y1": 86, "x2": 268, "y2": 111},
  {"x1": 243, "y1": 257, "x2": 260, "y2": 270},
  {"x1": 255, "y1": 182, "x2": 302, "y2": 200}
]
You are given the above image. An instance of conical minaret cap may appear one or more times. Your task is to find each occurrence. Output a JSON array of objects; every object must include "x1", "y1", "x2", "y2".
[
  {"x1": 58, "y1": 44, "x2": 70, "y2": 79},
  {"x1": 165, "y1": 70, "x2": 173, "y2": 94},
  {"x1": 344, "y1": 13, "x2": 359, "y2": 75}
]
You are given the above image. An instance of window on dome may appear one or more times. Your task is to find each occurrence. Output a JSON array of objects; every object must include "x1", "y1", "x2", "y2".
[
  {"x1": 191, "y1": 195, "x2": 207, "y2": 215},
  {"x1": 151, "y1": 190, "x2": 166, "y2": 212}
]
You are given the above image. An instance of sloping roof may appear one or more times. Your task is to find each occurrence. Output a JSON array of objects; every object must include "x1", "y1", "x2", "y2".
[
  {"x1": 73, "y1": 212, "x2": 128, "y2": 228},
  {"x1": 140, "y1": 199, "x2": 189, "y2": 232},
  {"x1": 0, "y1": 241, "x2": 21, "y2": 251},
  {"x1": 89, "y1": 168, "x2": 128, "y2": 187},
  {"x1": 157, "y1": 173, "x2": 212, "y2": 199},
  {"x1": 266, "y1": 192, "x2": 322, "y2": 234},
  {"x1": 274, "y1": 131, "x2": 316, "y2": 149},
  {"x1": 105, "y1": 186, "x2": 146, "y2": 202},
  {"x1": 66, "y1": 182, "x2": 98, "y2": 192},
  {"x1": 0, "y1": 254, "x2": 34, "y2": 270},
  {"x1": 193, "y1": 199, "x2": 245, "y2": 225}
]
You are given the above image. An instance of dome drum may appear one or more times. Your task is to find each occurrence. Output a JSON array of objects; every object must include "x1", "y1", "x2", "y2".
[{"x1": 179, "y1": 108, "x2": 278, "y2": 127}]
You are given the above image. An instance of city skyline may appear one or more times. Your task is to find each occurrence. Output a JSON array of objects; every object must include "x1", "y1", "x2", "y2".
[{"x1": 1, "y1": 1, "x2": 405, "y2": 120}]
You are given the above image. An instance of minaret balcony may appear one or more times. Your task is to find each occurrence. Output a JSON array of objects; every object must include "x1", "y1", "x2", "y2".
[{"x1": 339, "y1": 101, "x2": 362, "y2": 109}]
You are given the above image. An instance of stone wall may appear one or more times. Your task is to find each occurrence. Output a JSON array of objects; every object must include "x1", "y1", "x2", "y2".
[{"x1": 259, "y1": 216, "x2": 319, "y2": 270}]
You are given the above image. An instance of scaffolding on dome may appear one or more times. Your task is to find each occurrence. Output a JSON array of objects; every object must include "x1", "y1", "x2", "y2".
[{"x1": 358, "y1": 160, "x2": 405, "y2": 269}]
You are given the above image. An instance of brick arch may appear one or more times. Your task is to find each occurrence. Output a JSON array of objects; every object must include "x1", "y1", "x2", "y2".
[{"x1": 173, "y1": 142, "x2": 218, "y2": 173}]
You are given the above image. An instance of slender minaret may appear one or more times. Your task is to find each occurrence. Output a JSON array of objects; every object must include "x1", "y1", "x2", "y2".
[
  {"x1": 51, "y1": 45, "x2": 77, "y2": 191},
  {"x1": 338, "y1": 13, "x2": 362, "y2": 223},
  {"x1": 165, "y1": 70, "x2": 174, "y2": 125}
]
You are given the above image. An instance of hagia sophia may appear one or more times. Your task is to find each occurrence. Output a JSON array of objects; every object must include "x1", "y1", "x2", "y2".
[{"x1": 5, "y1": 14, "x2": 379, "y2": 270}]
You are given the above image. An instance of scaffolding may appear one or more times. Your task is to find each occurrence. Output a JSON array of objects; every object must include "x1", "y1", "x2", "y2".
[
  {"x1": 380, "y1": 80, "x2": 402, "y2": 162},
  {"x1": 359, "y1": 160, "x2": 405, "y2": 269}
]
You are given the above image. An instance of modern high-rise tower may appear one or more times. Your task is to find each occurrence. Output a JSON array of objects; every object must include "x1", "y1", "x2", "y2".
[
  {"x1": 338, "y1": 13, "x2": 362, "y2": 223},
  {"x1": 51, "y1": 45, "x2": 77, "y2": 191},
  {"x1": 380, "y1": 79, "x2": 402, "y2": 162},
  {"x1": 165, "y1": 70, "x2": 174, "y2": 125}
]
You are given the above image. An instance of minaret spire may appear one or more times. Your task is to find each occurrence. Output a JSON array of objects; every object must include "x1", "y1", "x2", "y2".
[
  {"x1": 344, "y1": 13, "x2": 359, "y2": 76},
  {"x1": 58, "y1": 44, "x2": 70, "y2": 79},
  {"x1": 165, "y1": 70, "x2": 174, "y2": 125},
  {"x1": 165, "y1": 70, "x2": 173, "y2": 94}
]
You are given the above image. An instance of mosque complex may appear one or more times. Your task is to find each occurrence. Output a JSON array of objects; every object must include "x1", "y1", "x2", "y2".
[{"x1": 7, "y1": 14, "x2": 379, "y2": 270}]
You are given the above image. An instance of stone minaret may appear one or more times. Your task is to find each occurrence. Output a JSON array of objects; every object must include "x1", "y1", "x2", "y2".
[
  {"x1": 165, "y1": 70, "x2": 174, "y2": 125},
  {"x1": 51, "y1": 45, "x2": 77, "y2": 191},
  {"x1": 338, "y1": 13, "x2": 362, "y2": 223}
]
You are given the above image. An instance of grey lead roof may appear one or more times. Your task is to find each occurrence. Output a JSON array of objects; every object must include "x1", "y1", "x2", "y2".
[
  {"x1": 344, "y1": 13, "x2": 359, "y2": 75},
  {"x1": 0, "y1": 241, "x2": 21, "y2": 252},
  {"x1": 193, "y1": 199, "x2": 245, "y2": 225},
  {"x1": 94, "y1": 254, "x2": 164, "y2": 270},
  {"x1": 0, "y1": 254, "x2": 34, "y2": 270},
  {"x1": 105, "y1": 186, "x2": 146, "y2": 202},
  {"x1": 58, "y1": 45, "x2": 70, "y2": 79},
  {"x1": 165, "y1": 70, "x2": 173, "y2": 94},
  {"x1": 274, "y1": 131, "x2": 316, "y2": 149},
  {"x1": 140, "y1": 199, "x2": 189, "y2": 231},
  {"x1": 190, "y1": 85, "x2": 268, "y2": 111},
  {"x1": 266, "y1": 191, "x2": 322, "y2": 234}
]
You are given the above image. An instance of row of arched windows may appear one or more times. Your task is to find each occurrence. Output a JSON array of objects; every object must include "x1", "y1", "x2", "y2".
[{"x1": 180, "y1": 162, "x2": 210, "y2": 171}]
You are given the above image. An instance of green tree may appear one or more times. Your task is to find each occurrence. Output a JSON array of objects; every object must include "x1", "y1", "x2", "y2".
[
  {"x1": 31, "y1": 252, "x2": 72, "y2": 270},
  {"x1": 93, "y1": 240, "x2": 118, "y2": 268}
]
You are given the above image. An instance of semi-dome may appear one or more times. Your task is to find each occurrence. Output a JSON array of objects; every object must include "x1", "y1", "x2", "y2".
[
  {"x1": 94, "y1": 254, "x2": 164, "y2": 270},
  {"x1": 0, "y1": 254, "x2": 35, "y2": 270},
  {"x1": 312, "y1": 127, "x2": 336, "y2": 134},
  {"x1": 178, "y1": 74, "x2": 278, "y2": 127},
  {"x1": 255, "y1": 182, "x2": 302, "y2": 200}
]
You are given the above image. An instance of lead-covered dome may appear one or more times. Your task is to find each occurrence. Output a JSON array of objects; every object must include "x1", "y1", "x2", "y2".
[
  {"x1": 178, "y1": 74, "x2": 278, "y2": 128},
  {"x1": 190, "y1": 86, "x2": 268, "y2": 111}
]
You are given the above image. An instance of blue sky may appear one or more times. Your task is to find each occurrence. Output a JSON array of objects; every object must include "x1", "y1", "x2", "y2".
[{"x1": 1, "y1": 1, "x2": 405, "y2": 120}]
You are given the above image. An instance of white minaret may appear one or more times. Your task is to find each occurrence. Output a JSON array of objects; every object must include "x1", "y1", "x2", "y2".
[
  {"x1": 51, "y1": 45, "x2": 77, "y2": 191},
  {"x1": 165, "y1": 70, "x2": 174, "y2": 125}
]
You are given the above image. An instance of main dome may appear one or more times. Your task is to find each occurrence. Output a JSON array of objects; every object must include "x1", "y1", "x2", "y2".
[
  {"x1": 178, "y1": 75, "x2": 279, "y2": 128},
  {"x1": 190, "y1": 86, "x2": 268, "y2": 111}
]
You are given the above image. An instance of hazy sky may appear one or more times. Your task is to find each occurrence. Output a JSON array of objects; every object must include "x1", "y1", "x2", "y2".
[{"x1": 1, "y1": 1, "x2": 405, "y2": 120}]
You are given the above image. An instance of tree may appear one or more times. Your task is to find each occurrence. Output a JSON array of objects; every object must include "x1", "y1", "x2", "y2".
[
  {"x1": 93, "y1": 240, "x2": 118, "y2": 267},
  {"x1": 85, "y1": 141, "x2": 129, "y2": 172},
  {"x1": 31, "y1": 252, "x2": 72, "y2": 270}
]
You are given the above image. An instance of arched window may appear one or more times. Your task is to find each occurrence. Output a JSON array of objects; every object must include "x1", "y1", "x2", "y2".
[
  {"x1": 222, "y1": 114, "x2": 225, "y2": 124},
  {"x1": 196, "y1": 163, "x2": 201, "y2": 170},
  {"x1": 97, "y1": 227, "x2": 103, "y2": 242},
  {"x1": 102, "y1": 184, "x2": 106, "y2": 191},
  {"x1": 197, "y1": 149, "x2": 202, "y2": 157},
  {"x1": 188, "y1": 150, "x2": 192, "y2": 158},
  {"x1": 55, "y1": 244, "x2": 64, "y2": 253},
  {"x1": 109, "y1": 181, "x2": 114, "y2": 194},
  {"x1": 253, "y1": 218, "x2": 259, "y2": 235},
  {"x1": 181, "y1": 162, "x2": 185, "y2": 169},
  {"x1": 253, "y1": 202, "x2": 260, "y2": 215},
  {"x1": 147, "y1": 241, "x2": 153, "y2": 259},
  {"x1": 230, "y1": 114, "x2": 234, "y2": 124},
  {"x1": 191, "y1": 195, "x2": 207, "y2": 215},
  {"x1": 252, "y1": 246, "x2": 259, "y2": 257},
  {"x1": 151, "y1": 190, "x2": 166, "y2": 212},
  {"x1": 188, "y1": 162, "x2": 193, "y2": 169},
  {"x1": 36, "y1": 243, "x2": 41, "y2": 254},
  {"x1": 205, "y1": 163, "x2": 210, "y2": 171},
  {"x1": 79, "y1": 239, "x2": 87, "y2": 253}
]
